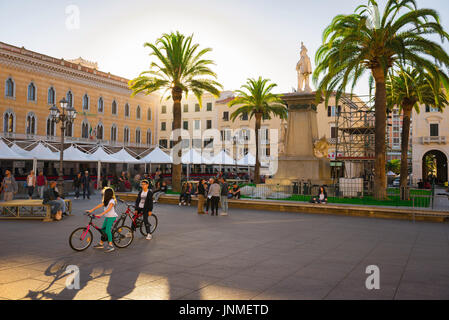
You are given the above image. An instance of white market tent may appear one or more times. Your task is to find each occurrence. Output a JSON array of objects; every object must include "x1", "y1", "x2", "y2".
[
  {"x1": 89, "y1": 147, "x2": 122, "y2": 163},
  {"x1": 10, "y1": 143, "x2": 34, "y2": 160},
  {"x1": 63, "y1": 145, "x2": 92, "y2": 162},
  {"x1": 237, "y1": 153, "x2": 256, "y2": 166},
  {"x1": 212, "y1": 150, "x2": 235, "y2": 166},
  {"x1": 0, "y1": 140, "x2": 27, "y2": 160},
  {"x1": 111, "y1": 148, "x2": 141, "y2": 164},
  {"x1": 179, "y1": 149, "x2": 204, "y2": 165},
  {"x1": 28, "y1": 143, "x2": 59, "y2": 161},
  {"x1": 140, "y1": 147, "x2": 172, "y2": 164}
]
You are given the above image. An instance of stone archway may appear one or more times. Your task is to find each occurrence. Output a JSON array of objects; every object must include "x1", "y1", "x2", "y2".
[{"x1": 422, "y1": 150, "x2": 448, "y2": 184}]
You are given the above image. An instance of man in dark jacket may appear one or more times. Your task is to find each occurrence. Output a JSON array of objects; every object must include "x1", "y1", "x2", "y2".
[
  {"x1": 43, "y1": 181, "x2": 66, "y2": 220},
  {"x1": 81, "y1": 171, "x2": 91, "y2": 200},
  {"x1": 133, "y1": 180, "x2": 154, "y2": 240},
  {"x1": 73, "y1": 172, "x2": 82, "y2": 199}
]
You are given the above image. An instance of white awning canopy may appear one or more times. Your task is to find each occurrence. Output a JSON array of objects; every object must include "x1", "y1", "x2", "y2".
[
  {"x1": 63, "y1": 145, "x2": 92, "y2": 162},
  {"x1": 237, "y1": 153, "x2": 256, "y2": 166},
  {"x1": 140, "y1": 147, "x2": 172, "y2": 164},
  {"x1": 28, "y1": 143, "x2": 59, "y2": 161},
  {"x1": 111, "y1": 148, "x2": 141, "y2": 163},
  {"x1": 10, "y1": 144, "x2": 34, "y2": 160},
  {"x1": 211, "y1": 150, "x2": 235, "y2": 165},
  {"x1": 89, "y1": 147, "x2": 122, "y2": 163},
  {"x1": 0, "y1": 140, "x2": 27, "y2": 160},
  {"x1": 179, "y1": 149, "x2": 204, "y2": 164}
]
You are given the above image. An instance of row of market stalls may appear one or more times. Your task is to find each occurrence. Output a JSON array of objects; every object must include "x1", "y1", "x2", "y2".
[{"x1": 0, "y1": 139, "x2": 257, "y2": 182}]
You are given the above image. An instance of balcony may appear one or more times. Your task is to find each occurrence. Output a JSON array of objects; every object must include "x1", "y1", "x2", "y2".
[{"x1": 421, "y1": 136, "x2": 447, "y2": 145}]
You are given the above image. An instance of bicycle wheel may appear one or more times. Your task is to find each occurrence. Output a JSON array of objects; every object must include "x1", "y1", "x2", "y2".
[
  {"x1": 113, "y1": 225, "x2": 134, "y2": 248},
  {"x1": 69, "y1": 227, "x2": 93, "y2": 252},
  {"x1": 139, "y1": 214, "x2": 158, "y2": 236}
]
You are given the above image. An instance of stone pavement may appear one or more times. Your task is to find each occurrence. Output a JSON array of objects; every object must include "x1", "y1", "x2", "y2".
[{"x1": 0, "y1": 194, "x2": 449, "y2": 300}]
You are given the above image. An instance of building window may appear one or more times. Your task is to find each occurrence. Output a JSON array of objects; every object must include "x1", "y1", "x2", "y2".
[
  {"x1": 206, "y1": 102, "x2": 212, "y2": 111},
  {"x1": 146, "y1": 129, "x2": 152, "y2": 145},
  {"x1": 48, "y1": 87, "x2": 55, "y2": 105},
  {"x1": 98, "y1": 97, "x2": 104, "y2": 113},
  {"x1": 328, "y1": 106, "x2": 339, "y2": 117},
  {"x1": 81, "y1": 121, "x2": 90, "y2": 139},
  {"x1": 161, "y1": 105, "x2": 167, "y2": 114},
  {"x1": 183, "y1": 121, "x2": 189, "y2": 130},
  {"x1": 112, "y1": 100, "x2": 117, "y2": 115},
  {"x1": 204, "y1": 138, "x2": 213, "y2": 148},
  {"x1": 241, "y1": 112, "x2": 248, "y2": 121},
  {"x1": 66, "y1": 91, "x2": 73, "y2": 108},
  {"x1": 195, "y1": 104, "x2": 200, "y2": 112},
  {"x1": 265, "y1": 147, "x2": 271, "y2": 156},
  {"x1": 111, "y1": 125, "x2": 117, "y2": 142},
  {"x1": 136, "y1": 128, "x2": 141, "y2": 144},
  {"x1": 426, "y1": 105, "x2": 440, "y2": 113},
  {"x1": 124, "y1": 127, "x2": 130, "y2": 143},
  {"x1": 83, "y1": 94, "x2": 89, "y2": 111},
  {"x1": 159, "y1": 139, "x2": 168, "y2": 149},
  {"x1": 331, "y1": 126, "x2": 337, "y2": 139},
  {"x1": 223, "y1": 111, "x2": 229, "y2": 121},
  {"x1": 46, "y1": 117, "x2": 56, "y2": 136},
  {"x1": 161, "y1": 122, "x2": 166, "y2": 131},
  {"x1": 194, "y1": 120, "x2": 200, "y2": 130},
  {"x1": 136, "y1": 105, "x2": 141, "y2": 120},
  {"x1": 206, "y1": 120, "x2": 212, "y2": 129},
  {"x1": 430, "y1": 123, "x2": 439, "y2": 137},
  {"x1": 183, "y1": 104, "x2": 189, "y2": 113},
  {"x1": 125, "y1": 103, "x2": 130, "y2": 118},
  {"x1": 192, "y1": 139, "x2": 202, "y2": 148},
  {"x1": 147, "y1": 108, "x2": 152, "y2": 121},
  {"x1": 28, "y1": 82, "x2": 36, "y2": 101},
  {"x1": 26, "y1": 113, "x2": 36, "y2": 135},
  {"x1": 66, "y1": 122, "x2": 73, "y2": 137},
  {"x1": 3, "y1": 111, "x2": 15, "y2": 133},
  {"x1": 96, "y1": 124, "x2": 104, "y2": 140},
  {"x1": 5, "y1": 78, "x2": 14, "y2": 98}
]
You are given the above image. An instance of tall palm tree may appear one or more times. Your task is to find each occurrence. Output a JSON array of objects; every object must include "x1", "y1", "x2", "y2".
[
  {"x1": 229, "y1": 77, "x2": 288, "y2": 184},
  {"x1": 387, "y1": 67, "x2": 449, "y2": 198},
  {"x1": 313, "y1": 0, "x2": 449, "y2": 199},
  {"x1": 129, "y1": 31, "x2": 222, "y2": 192}
]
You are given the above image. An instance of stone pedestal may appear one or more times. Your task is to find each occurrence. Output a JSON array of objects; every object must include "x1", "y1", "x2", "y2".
[{"x1": 267, "y1": 92, "x2": 331, "y2": 186}]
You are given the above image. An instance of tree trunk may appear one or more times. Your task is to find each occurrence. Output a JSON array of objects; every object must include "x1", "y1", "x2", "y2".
[
  {"x1": 373, "y1": 68, "x2": 387, "y2": 200},
  {"x1": 400, "y1": 105, "x2": 413, "y2": 200},
  {"x1": 171, "y1": 87, "x2": 183, "y2": 193},
  {"x1": 254, "y1": 113, "x2": 262, "y2": 184}
]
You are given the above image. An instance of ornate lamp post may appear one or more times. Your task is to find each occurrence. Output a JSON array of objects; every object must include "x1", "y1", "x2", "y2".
[{"x1": 49, "y1": 98, "x2": 77, "y2": 195}]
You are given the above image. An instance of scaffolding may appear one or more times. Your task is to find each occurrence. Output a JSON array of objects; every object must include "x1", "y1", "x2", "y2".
[{"x1": 333, "y1": 95, "x2": 375, "y2": 185}]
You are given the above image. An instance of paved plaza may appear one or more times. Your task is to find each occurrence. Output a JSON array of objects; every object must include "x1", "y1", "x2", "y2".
[{"x1": 0, "y1": 195, "x2": 449, "y2": 300}]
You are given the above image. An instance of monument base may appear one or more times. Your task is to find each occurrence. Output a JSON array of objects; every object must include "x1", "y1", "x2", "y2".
[{"x1": 267, "y1": 155, "x2": 332, "y2": 186}]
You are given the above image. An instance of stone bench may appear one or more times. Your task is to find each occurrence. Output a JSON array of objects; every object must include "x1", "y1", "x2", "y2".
[{"x1": 0, "y1": 199, "x2": 72, "y2": 222}]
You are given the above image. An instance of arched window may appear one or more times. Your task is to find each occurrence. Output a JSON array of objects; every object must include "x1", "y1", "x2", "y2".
[
  {"x1": 26, "y1": 112, "x2": 36, "y2": 135},
  {"x1": 146, "y1": 129, "x2": 152, "y2": 145},
  {"x1": 124, "y1": 126, "x2": 130, "y2": 143},
  {"x1": 98, "y1": 97, "x2": 104, "y2": 113},
  {"x1": 66, "y1": 91, "x2": 73, "y2": 108},
  {"x1": 125, "y1": 103, "x2": 130, "y2": 118},
  {"x1": 3, "y1": 110, "x2": 15, "y2": 133},
  {"x1": 46, "y1": 117, "x2": 56, "y2": 136},
  {"x1": 96, "y1": 123, "x2": 104, "y2": 140},
  {"x1": 83, "y1": 94, "x2": 89, "y2": 111},
  {"x1": 112, "y1": 100, "x2": 117, "y2": 115},
  {"x1": 28, "y1": 82, "x2": 36, "y2": 101},
  {"x1": 136, "y1": 105, "x2": 141, "y2": 120},
  {"x1": 136, "y1": 128, "x2": 141, "y2": 144},
  {"x1": 81, "y1": 120, "x2": 90, "y2": 139},
  {"x1": 147, "y1": 108, "x2": 152, "y2": 121},
  {"x1": 48, "y1": 87, "x2": 55, "y2": 105},
  {"x1": 65, "y1": 122, "x2": 73, "y2": 137},
  {"x1": 5, "y1": 78, "x2": 14, "y2": 98},
  {"x1": 111, "y1": 124, "x2": 117, "y2": 142}
]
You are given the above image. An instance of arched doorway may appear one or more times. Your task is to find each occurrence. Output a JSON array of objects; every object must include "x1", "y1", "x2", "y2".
[{"x1": 422, "y1": 150, "x2": 448, "y2": 184}]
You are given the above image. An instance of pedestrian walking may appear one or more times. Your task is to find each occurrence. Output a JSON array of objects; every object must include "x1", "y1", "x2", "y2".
[
  {"x1": 219, "y1": 178, "x2": 229, "y2": 216},
  {"x1": 207, "y1": 178, "x2": 221, "y2": 216},
  {"x1": 73, "y1": 172, "x2": 82, "y2": 199},
  {"x1": 197, "y1": 179, "x2": 206, "y2": 214},
  {"x1": 26, "y1": 170, "x2": 36, "y2": 199},
  {"x1": 81, "y1": 171, "x2": 91, "y2": 199},
  {"x1": 1, "y1": 170, "x2": 18, "y2": 202},
  {"x1": 36, "y1": 171, "x2": 47, "y2": 199}
]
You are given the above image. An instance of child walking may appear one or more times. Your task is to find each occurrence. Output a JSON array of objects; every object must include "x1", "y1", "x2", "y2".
[{"x1": 87, "y1": 188, "x2": 118, "y2": 252}]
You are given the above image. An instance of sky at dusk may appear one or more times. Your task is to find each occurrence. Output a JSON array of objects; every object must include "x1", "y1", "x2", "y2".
[{"x1": 1, "y1": 0, "x2": 449, "y2": 97}]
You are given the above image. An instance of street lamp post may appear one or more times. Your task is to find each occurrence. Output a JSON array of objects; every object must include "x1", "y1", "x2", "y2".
[
  {"x1": 233, "y1": 136, "x2": 238, "y2": 174},
  {"x1": 49, "y1": 98, "x2": 77, "y2": 196}
]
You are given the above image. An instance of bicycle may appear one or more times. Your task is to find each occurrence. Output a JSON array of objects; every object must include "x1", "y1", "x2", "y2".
[
  {"x1": 115, "y1": 199, "x2": 158, "y2": 236},
  {"x1": 69, "y1": 212, "x2": 134, "y2": 252}
]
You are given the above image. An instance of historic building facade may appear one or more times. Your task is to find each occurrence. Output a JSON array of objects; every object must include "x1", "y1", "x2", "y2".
[{"x1": 0, "y1": 41, "x2": 158, "y2": 154}]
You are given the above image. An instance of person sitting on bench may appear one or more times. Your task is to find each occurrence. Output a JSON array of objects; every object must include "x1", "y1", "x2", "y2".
[
  {"x1": 311, "y1": 186, "x2": 328, "y2": 204},
  {"x1": 230, "y1": 183, "x2": 241, "y2": 199},
  {"x1": 43, "y1": 181, "x2": 66, "y2": 221}
]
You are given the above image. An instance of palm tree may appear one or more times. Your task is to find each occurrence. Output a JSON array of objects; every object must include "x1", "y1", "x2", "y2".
[
  {"x1": 387, "y1": 67, "x2": 449, "y2": 198},
  {"x1": 129, "y1": 31, "x2": 222, "y2": 192},
  {"x1": 313, "y1": 0, "x2": 449, "y2": 199},
  {"x1": 228, "y1": 77, "x2": 288, "y2": 184}
]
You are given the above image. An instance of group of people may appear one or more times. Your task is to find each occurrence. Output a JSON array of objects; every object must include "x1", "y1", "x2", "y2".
[{"x1": 195, "y1": 178, "x2": 241, "y2": 216}]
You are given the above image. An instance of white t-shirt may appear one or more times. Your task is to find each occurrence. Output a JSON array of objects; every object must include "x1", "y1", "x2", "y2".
[
  {"x1": 139, "y1": 191, "x2": 148, "y2": 208},
  {"x1": 104, "y1": 199, "x2": 118, "y2": 218},
  {"x1": 27, "y1": 175, "x2": 34, "y2": 186},
  {"x1": 319, "y1": 193, "x2": 325, "y2": 201}
]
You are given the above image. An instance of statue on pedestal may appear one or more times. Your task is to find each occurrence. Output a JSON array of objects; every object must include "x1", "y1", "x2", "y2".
[{"x1": 296, "y1": 42, "x2": 313, "y2": 93}]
